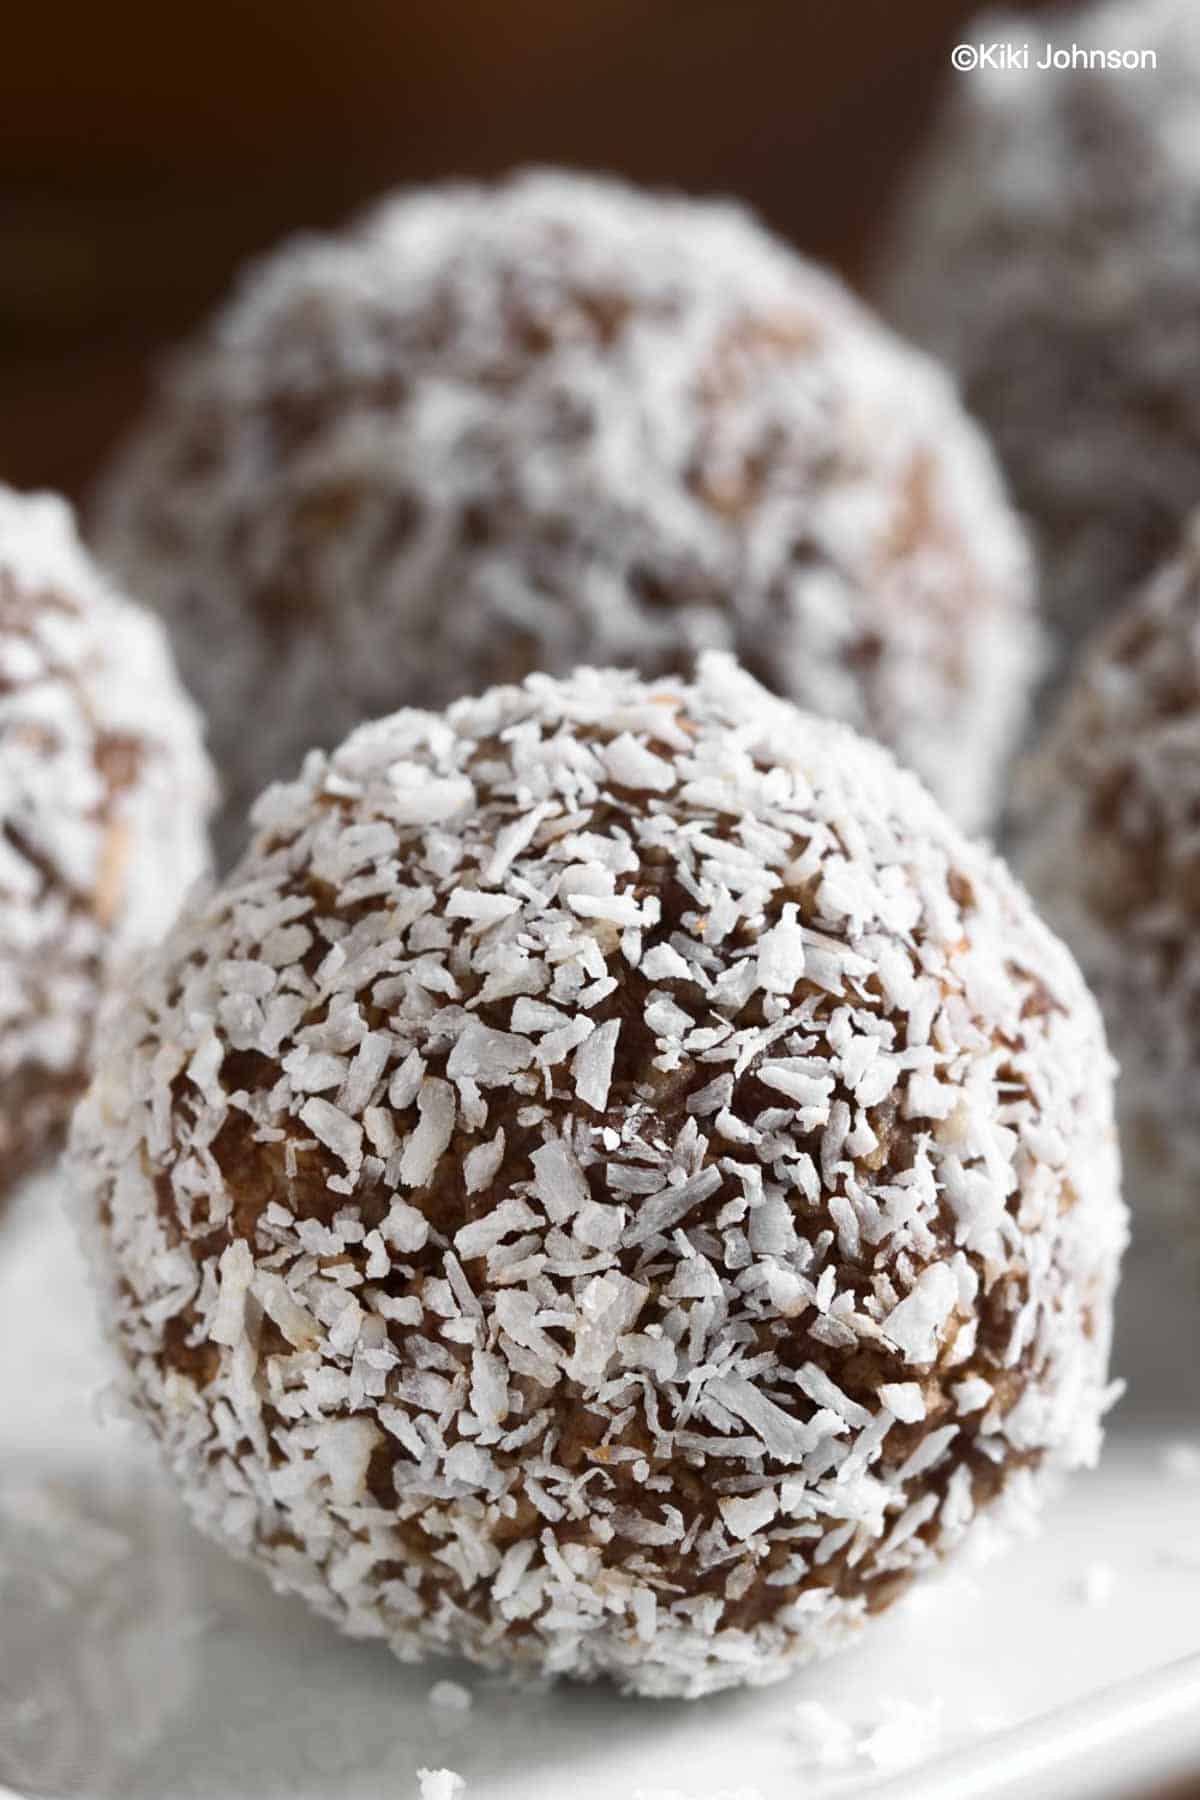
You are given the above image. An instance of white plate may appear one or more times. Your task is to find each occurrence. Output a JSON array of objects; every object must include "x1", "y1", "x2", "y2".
[{"x1": 1, "y1": 1174, "x2": 1197, "y2": 1800}]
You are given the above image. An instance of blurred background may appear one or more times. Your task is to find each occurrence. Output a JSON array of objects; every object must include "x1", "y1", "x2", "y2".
[{"x1": 3, "y1": 0, "x2": 1061, "y2": 502}]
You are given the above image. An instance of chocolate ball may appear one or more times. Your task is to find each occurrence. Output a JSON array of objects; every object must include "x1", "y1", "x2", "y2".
[
  {"x1": 879, "y1": 0, "x2": 1200, "y2": 661},
  {"x1": 1017, "y1": 517, "x2": 1200, "y2": 1251},
  {"x1": 97, "y1": 169, "x2": 1038, "y2": 856},
  {"x1": 0, "y1": 486, "x2": 213, "y2": 1202},
  {"x1": 71, "y1": 656, "x2": 1123, "y2": 1698}
]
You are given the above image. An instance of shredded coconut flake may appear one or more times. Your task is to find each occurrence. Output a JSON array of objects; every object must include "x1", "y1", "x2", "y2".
[
  {"x1": 879, "y1": 1382, "x2": 926, "y2": 1425},
  {"x1": 883, "y1": 1264, "x2": 958, "y2": 1366},
  {"x1": 572, "y1": 1018, "x2": 620, "y2": 1113},
  {"x1": 299, "y1": 1097, "x2": 364, "y2": 1169}
]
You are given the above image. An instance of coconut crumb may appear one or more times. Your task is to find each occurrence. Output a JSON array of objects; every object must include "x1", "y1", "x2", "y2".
[
  {"x1": 860, "y1": 1697, "x2": 945, "y2": 1773},
  {"x1": 790, "y1": 1699, "x2": 856, "y2": 1770},
  {"x1": 1162, "y1": 1441, "x2": 1200, "y2": 1479},
  {"x1": 1075, "y1": 1562, "x2": 1117, "y2": 1608},
  {"x1": 428, "y1": 1679, "x2": 473, "y2": 1714},
  {"x1": 791, "y1": 1694, "x2": 945, "y2": 1778},
  {"x1": 417, "y1": 1770, "x2": 466, "y2": 1799}
]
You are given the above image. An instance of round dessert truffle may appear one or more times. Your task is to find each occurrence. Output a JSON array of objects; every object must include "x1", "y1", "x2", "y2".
[
  {"x1": 71, "y1": 656, "x2": 1124, "y2": 1698},
  {"x1": 878, "y1": 0, "x2": 1200, "y2": 658},
  {"x1": 1017, "y1": 518, "x2": 1200, "y2": 1250},
  {"x1": 96, "y1": 168, "x2": 1038, "y2": 853},
  {"x1": 0, "y1": 486, "x2": 213, "y2": 1204}
]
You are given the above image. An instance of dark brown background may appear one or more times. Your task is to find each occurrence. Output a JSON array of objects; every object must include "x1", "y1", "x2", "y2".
[{"x1": 2, "y1": 0, "x2": 1060, "y2": 502}]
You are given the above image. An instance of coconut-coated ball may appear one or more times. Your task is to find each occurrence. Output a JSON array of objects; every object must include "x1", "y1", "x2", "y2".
[
  {"x1": 1017, "y1": 518, "x2": 1200, "y2": 1251},
  {"x1": 96, "y1": 168, "x2": 1039, "y2": 855},
  {"x1": 879, "y1": 0, "x2": 1200, "y2": 660},
  {"x1": 0, "y1": 486, "x2": 213, "y2": 1202},
  {"x1": 71, "y1": 655, "x2": 1124, "y2": 1698}
]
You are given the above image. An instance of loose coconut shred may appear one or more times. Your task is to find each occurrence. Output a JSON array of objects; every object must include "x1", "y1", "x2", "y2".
[
  {"x1": 1018, "y1": 516, "x2": 1200, "y2": 1252},
  {"x1": 0, "y1": 486, "x2": 213, "y2": 1202},
  {"x1": 71, "y1": 656, "x2": 1125, "y2": 1698},
  {"x1": 97, "y1": 167, "x2": 1038, "y2": 850}
]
